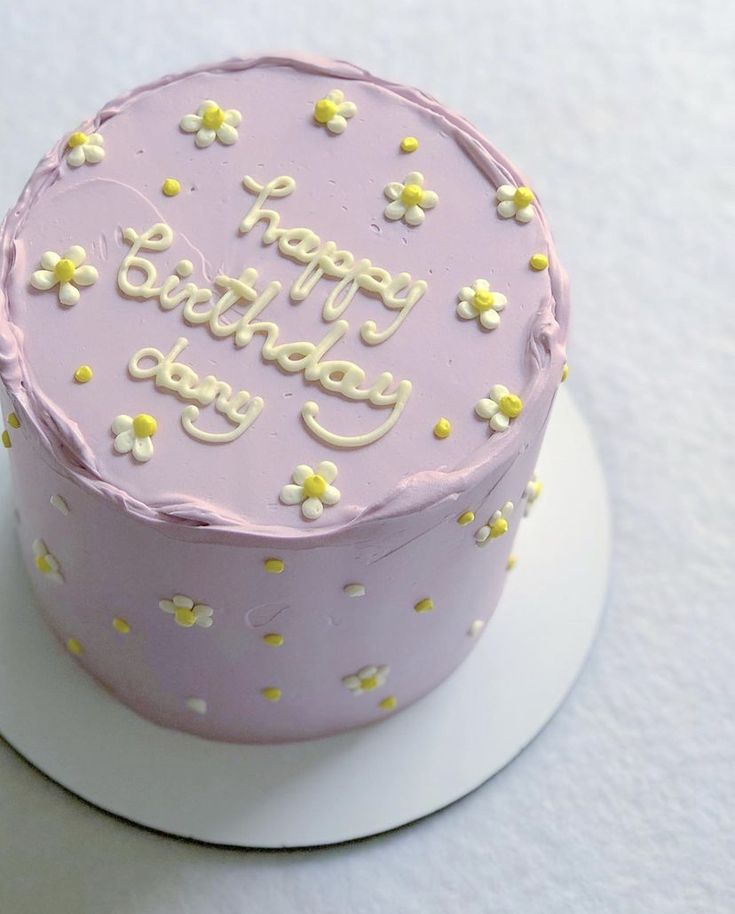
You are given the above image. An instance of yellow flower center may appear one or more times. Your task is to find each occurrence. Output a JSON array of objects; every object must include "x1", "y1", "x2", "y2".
[
  {"x1": 54, "y1": 259, "x2": 76, "y2": 283},
  {"x1": 133, "y1": 413, "x2": 157, "y2": 438},
  {"x1": 360, "y1": 676, "x2": 379, "y2": 691},
  {"x1": 67, "y1": 131, "x2": 88, "y2": 148},
  {"x1": 303, "y1": 474, "x2": 327, "y2": 498},
  {"x1": 473, "y1": 289, "x2": 495, "y2": 312},
  {"x1": 201, "y1": 105, "x2": 225, "y2": 130},
  {"x1": 513, "y1": 186, "x2": 534, "y2": 208},
  {"x1": 401, "y1": 183, "x2": 424, "y2": 206},
  {"x1": 490, "y1": 518, "x2": 509, "y2": 538},
  {"x1": 499, "y1": 394, "x2": 523, "y2": 418},
  {"x1": 35, "y1": 554, "x2": 53, "y2": 574},
  {"x1": 314, "y1": 98, "x2": 337, "y2": 124},
  {"x1": 174, "y1": 607, "x2": 196, "y2": 627}
]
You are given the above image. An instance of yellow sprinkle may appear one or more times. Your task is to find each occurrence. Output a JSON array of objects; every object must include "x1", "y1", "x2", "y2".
[
  {"x1": 2, "y1": 430, "x2": 11, "y2": 449},
  {"x1": 561, "y1": 362, "x2": 569, "y2": 383},
  {"x1": 400, "y1": 136, "x2": 419, "y2": 153},
  {"x1": 457, "y1": 510, "x2": 475, "y2": 526},
  {"x1": 529, "y1": 252, "x2": 549, "y2": 271},
  {"x1": 263, "y1": 633, "x2": 284, "y2": 647},
  {"x1": 74, "y1": 364, "x2": 93, "y2": 383},
  {"x1": 506, "y1": 555, "x2": 517, "y2": 571},
  {"x1": 433, "y1": 417, "x2": 452, "y2": 439},
  {"x1": 264, "y1": 558, "x2": 284, "y2": 574},
  {"x1": 67, "y1": 131, "x2": 88, "y2": 148},
  {"x1": 414, "y1": 597, "x2": 434, "y2": 613},
  {"x1": 132, "y1": 413, "x2": 157, "y2": 438},
  {"x1": 66, "y1": 637, "x2": 83, "y2": 656},
  {"x1": 162, "y1": 177, "x2": 181, "y2": 197},
  {"x1": 112, "y1": 617, "x2": 130, "y2": 634},
  {"x1": 379, "y1": 695, "x2": 397, "y2": 711},
  {"x1": 261, "y1": 686, "x2": 282, "y2": 702},
  {"x1": 513, "y1": 186, "x2": 534, "y2": 207},
  {"x1": 7, "y1": 412, "x2": 20, "y2": 429}
]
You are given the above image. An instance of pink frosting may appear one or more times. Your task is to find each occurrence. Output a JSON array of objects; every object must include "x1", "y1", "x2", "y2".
[{"x1": 0, "y1": 55, "x2": 568, "y2": 742}]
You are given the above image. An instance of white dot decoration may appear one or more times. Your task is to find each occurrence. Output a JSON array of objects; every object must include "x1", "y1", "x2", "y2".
[
  {"x1": 344, "y1": 583, "x2": 366, "y2": 598},
  {"x1": 186, "y1": 698, "x2": 207, "y2": 715},
  {"x1": 50, "y1": 495, "x2": 70, "y2": 515},
  {"x1": 468, "y1": 620, "x2": 485, "y2": 637}
]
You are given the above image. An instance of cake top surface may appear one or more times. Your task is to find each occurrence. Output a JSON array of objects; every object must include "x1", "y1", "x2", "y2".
[{"x1": 0, "y1": 54, "x2": 568, "y2": 537}]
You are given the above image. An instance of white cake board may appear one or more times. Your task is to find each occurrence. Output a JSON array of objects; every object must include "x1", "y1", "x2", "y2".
[{"x1": 0, "y1": 389, "x2": 610, "y2": 848}]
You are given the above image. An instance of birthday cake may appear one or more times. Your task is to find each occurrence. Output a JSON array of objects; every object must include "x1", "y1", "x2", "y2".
[{"x1": 0, "y1": 54, "x2": 568, "y2": 743}]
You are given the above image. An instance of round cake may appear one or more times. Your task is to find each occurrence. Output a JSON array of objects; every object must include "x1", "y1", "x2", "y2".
[{"x1": 0, "y1": 54, "x2": 569, "y2": 742}]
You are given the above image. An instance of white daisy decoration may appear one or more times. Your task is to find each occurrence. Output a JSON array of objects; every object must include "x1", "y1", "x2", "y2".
[
  {"x1": 524, "y1": 474, "x2": 543, "y2": 516},
  {"x1": 383, "y1": 171, "x2": 439, "y2": 226},
  {"x1": 456, "y1": 279, "x2": 508, "y2": 331},
  {"x1": 313, "y1": 88, "x2": 357, "y2": 134},
  {"x1": 496, "y1": 183, "x2": 535, "y2": 223},
  {"x1": 32, "y1": 538, "x2": 63, "y2": 583},
  {"x1": 280, "y1": 461, "x2": 341, "y2": 520},
  {"x1": 342, "y1": 665, "x2": 389, "y2": 695},
  {"x1": 112, "y1": 413, "x2": 157, "y2": 463},
  {"x1": 475, "y1": 384, "x2": 524, "y2": 433},
  {"x1": 65, "y1": 130, "x2": 105, "y2": 167},
  {"x1": 475, "y1": 501, "x2": 514, "y2": 545},
  {"x1": 179, "y1": 99, "x2": 242, "y2": 148},
  {"x1": 29, "y1": 246, "x2": 98, "y2": 307},
  {"x1": 159, "y1": 595, "x2": 214, "y2": 629}
]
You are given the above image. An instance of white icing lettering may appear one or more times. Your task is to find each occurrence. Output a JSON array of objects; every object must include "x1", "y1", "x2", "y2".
[
  {"x1": 240, "y1": 175, "x2": 427, "y2": 344},
  {"x1": 128, "y1": 337, "x2": 263, "y2": 443}
]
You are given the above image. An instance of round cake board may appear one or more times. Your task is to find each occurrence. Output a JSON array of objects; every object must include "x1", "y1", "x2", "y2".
[{"x1": 0, "y1": 389, "x2": 610, "y2": 848}]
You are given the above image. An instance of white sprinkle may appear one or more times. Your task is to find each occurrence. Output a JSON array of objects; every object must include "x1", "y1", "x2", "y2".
[
  {"x1": 50, "y1": 495, "x2": 69, "y2": 515},
  {"x1": 468, "y1": 620, "x2": 485, "y2": 638},
  {"x1": 186, "y1": 697, "x2": 207, "y2": 715},
  {"x1": 344, "y1": 583, "x2": 366, "y2": 598}
]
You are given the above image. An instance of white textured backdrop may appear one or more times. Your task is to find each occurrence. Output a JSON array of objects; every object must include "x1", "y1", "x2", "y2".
[{"x1": 0, "y1": 1, "x2": 732, "y2": 912}]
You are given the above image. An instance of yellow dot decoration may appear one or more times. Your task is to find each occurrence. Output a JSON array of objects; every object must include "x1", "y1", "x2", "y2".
[
  {"x1": 132, "y1": 413, "x2": 157, "y2": 438},
  {"x1": 499, "y1": 394, "x2": 523, "y2": 419},
  {"x1": 400, "y1": 183, "x2": 424, "y2": 206},
  {"x1": 261, "y1": 686, "x2": 282, "y2": 702},
  {"x1": 433, "y1": 417, "x2": 451, "y2": 440},
  {"x1": 530, "y1": 252, "x2": 549, "y2": 271},
  {"x1": 490, "y1": 518, "x2": 509, "y2": 539},
  {"x1": 66, "y1": 637, "x2": 83, "y2": 656},
  {"x1": 54, "y1": 258, "x2": 76, "y2": 283},
  {"x1": 264, "y1": 558, "x2": 285, "y2": 574},
  {"x1": 314, "y1": 97, "x2": 338, "y2": 124},
  {"x1": 379, "y1": 695, "x2": 397, "y2": 711},
  {"x1": 414, "y1": 597, "x2": 434, "y2": 613},
  {"x1": 7, "y1": 412, "x2": 20, "y2": 429},
  {"x1": 201, "y1": 105, "x2": 225, "y2": 130},
  {"x1": 262, "y1": 633, "x2": 284, "y2": 647},
  {"x1": 302, "y1": 474, "x2": 327, "y2": 498},
  {"x1": 35, "y1": 554, "x2": 52, "y2": 574},
  {"x1": 162, "y1": 177, "x2": 181, "y2": 197},
  {"x1": 112, "y1": 617, "x2": 131, "y2": 634},
  {"x1": 67, "y1": 131, "x2": 88, "y2": 148},
  {"x1": 561, "y1": 362, "x2": 569, "y2": 383},
  {"x1": 74, "y1": 364, "x2": 93, "y2": 383},
  {"x1": 400, "y1": 136, "x2": 419, "y2": 153},
  {"x1": 2, "y1": 430, "x2": 11, "y2": 449},
  {"x1": 513, "y1": 186, "x2": 535, "y2": 208},
  {"x1": 506, "y1": 555, "x2": 517, "y2": 571},
  {"x1": 457, "y1": 510, "x2": 475, "y2": 526}
]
